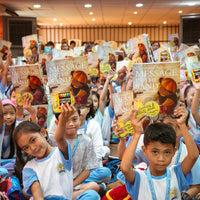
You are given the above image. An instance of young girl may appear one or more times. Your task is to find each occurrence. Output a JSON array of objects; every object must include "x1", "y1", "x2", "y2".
[
  {"x1": 13, "y1": 105, "x2": 73, "y2": 200},
  {"x1": 1, "y1": 95, "x2": 36, "y2": 160},
  {"x1": 184, "y1": 84, "x2": 200, "y2": 145}
]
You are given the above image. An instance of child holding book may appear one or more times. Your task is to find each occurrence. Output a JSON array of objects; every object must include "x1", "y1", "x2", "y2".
[{"x1": 120, "y1": 107, "x2": 199, "y2": 199}]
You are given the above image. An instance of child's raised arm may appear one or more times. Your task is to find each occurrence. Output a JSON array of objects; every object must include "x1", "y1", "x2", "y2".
[
  {"x1": 120, "y1": 109, "x2": 146, "y2": 184},
  {"x1": 54, "y1": 104, "x2": 76, "y2": 159},
  {"x1": 191, "y1": 79, "x2": 200, "y2": 125},
  {"x1": 174, "y1": 103, "x2": 199, "y2": 176}
]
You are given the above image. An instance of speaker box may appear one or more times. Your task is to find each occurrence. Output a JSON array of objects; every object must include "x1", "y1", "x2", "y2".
[{"x1": 1, "y1": 16, "x2": 37, "y2": 57}]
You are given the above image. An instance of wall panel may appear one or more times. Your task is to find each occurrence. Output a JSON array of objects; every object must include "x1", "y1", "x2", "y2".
[{"x1": 39, "y1": 24, "x2": 179, "y2": 46}]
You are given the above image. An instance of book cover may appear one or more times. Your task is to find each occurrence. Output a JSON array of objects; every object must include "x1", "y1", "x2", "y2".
[
  {"x1": 45, "y1": 56, "x2": 92, "y2": 113},
  {"x1": 132, "y1": 62, "x2": 180, "y2": 126},
  {"x1": 9, "y1": 64, "x2": 47, "y2": 106},
  {"x1": 112, "y1": 90, "x2": 134, "y2": 137},
  {"x1": 35, "y1": 104, "x2": 48, "y2": 128},
  {"x1": 0, "y1": 39, "x2": 12, "y2": 60},
  {"x1": 127, "y1": 34, "x2": 153, "y2": 63},
  {"x1": 22, "y1": 34, "x2": 39, "y2": 64}
]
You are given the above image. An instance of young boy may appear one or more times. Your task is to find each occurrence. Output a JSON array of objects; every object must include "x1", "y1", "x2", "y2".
[
  {"x1": 52, "y1": 105, "x2": 105, "y2": 199},
  {"x1": 121, "y1": 108, "x2": 199, "y2": 200}
]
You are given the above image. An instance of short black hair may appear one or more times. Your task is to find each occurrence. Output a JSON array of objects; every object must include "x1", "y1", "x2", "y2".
[
  {"x1": 70, "y1": 40, "x2": 76, "y2": 45},
  {"x1": 144, "y1": 122, "x2": 176, "y2": 147},
  {"x1": 46, "y1": 41, "x2": 55, "y2": 48}
]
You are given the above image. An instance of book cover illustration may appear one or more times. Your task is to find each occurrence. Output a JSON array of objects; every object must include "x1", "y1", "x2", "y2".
[
  {"x1": 153, "y1": 45, "x2": 169, "y2": 62},
  {"x1": 45, "y1": 56, "x2": 92, "y2": 113},
  {"x1": 114, "y1": 60, "x2": 130, "y2": 82},
  {"x1": 0, "y1": 39, "x2": 12, "y2": 60},
  {"x1": 9, "y1": 64, "x2": 47, "y2": 106},
  {"x1": 35, "y1": 104, "x2": 48, "y2": 128},
  {"x1": 112, "y1": 90, "x2": 134, "y2": 137},
  {"x1": 127, "y1": 34, "x2": 153, "y2": 63},
  {"x1": 132, "y1": 62, "x2": 180, "y2": 126},
  {"x1": 22, "y1": 34, "x2": 39, "y2": 64},
  {"x1": 98, "y1": 46, "x2": 116, "y2": 74}
]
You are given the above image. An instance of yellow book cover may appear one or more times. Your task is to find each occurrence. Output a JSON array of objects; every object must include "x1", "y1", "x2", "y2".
[{"x1": 112, "y1": 90, "x2": 134, "y2": 137}]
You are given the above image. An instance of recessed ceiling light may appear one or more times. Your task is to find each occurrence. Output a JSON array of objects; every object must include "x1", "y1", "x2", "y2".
[
  {"x1": 92, "y1": 18, "x2": 95, "y2": 21},
  {"x1": 128, "y1": 22, "x2": 132, "y2": 25},
  {"x1": 163, "y1": 21, "x2": 167, "y2": 24},
  {"x1": 84, "y1": 4, "x2": 92, "y2": 8},
  {"x1": 60, "y1": 23, "x2": 63, "y2": 26},
  {"x1": 33, "y1": 4, "x2": 41, "y2": 8},
  {"x1": 53, "y1": 18, "x2": 57, "y2": 21},
  {"x1": 89, "y1": 12, "x2": 93, "y2": 15},
  {"x1": 136, "y1": 3, "x2": 143, "y2": 7},
  {"x1": 178, "y1": 10, "x2": 183, "y2": 14},
  {"x1": 187, "y1": 2, "x2": 196, "y2": 6},
  {"x1": 134, "y1": 11, "x2": 138, "y2": 14}
]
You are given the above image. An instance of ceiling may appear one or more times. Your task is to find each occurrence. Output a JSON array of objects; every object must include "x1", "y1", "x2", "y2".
[{"x1": 0, "y1": 0, "x2": 200, "y2": 26}]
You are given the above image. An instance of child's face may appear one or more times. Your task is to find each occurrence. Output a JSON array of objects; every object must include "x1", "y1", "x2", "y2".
[
  {"x1": 142, "y1": 141, "x2": 175, "y2": 176},
  {"x1": 64, "y1": 111, "x2": 81, "y2": 138},
  {"x1": 16, "y1": 132, "x2": 50, "y2": 160},
  {"x1": 3, "y1": 105, "x2": 16, "y2": 126},
  {"x1": 92, "y1": 94, "x2": 99, "y2": 111},
  {"x1": 163, "y1": 119, "x2": 182, "y2": 145},
  {"x1": 10, "y1": 90, "x2": 16, "y2": 101},
  {"x1": 185, "y1": 87, "x2": 195, "y2": 108}
]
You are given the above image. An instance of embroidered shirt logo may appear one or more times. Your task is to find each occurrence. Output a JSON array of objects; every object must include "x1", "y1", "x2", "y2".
[
  {"x1": 170, "y1": 189, "x2": 178, "y2": 200},
  {"x1": 57, "y1": 163, "x2": 66, "y2": 173}
]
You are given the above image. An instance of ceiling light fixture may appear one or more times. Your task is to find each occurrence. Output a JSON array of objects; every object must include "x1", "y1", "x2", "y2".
[
  {"x1": 33, "y1": 4, "x2": 41, "y2": 8},
  {"x1": 92, "y1": 18, "x2": 95, "y2": 21},
  {"x1": 60, "y1": 23, "x2": 63, "y2": 26},
  {"x1": 163, "y1": 21, "x2": 167, "y2": 24},
  {"x1": 178, "y1": 10, "x2": 183, "y2": 13},
  {"x1": 187, "y1": 2, "x2": 196, "y2": 6},
  {"x1": 134, "y1": 11, "x2": 138, "y2": 14},
  {"x1": 53, "y1": 18, "x2": 57, "y2": 21},
  {"x1": 89, "y1": 12, "x2": 93, "y2": 15},
  {"x1": 136, "y1": 3, "x2": 143, "y2": 7},
  {"x1": 128, "y1": 22, "x2": 132, "y2": 25},
  {"x1": 84, "y1": 4, "x2": 92, "y2": 8}
]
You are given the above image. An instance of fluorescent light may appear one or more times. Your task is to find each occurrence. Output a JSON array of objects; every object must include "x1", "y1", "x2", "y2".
[
  {"x1": 89, "y1": 12, "x2": 93, "y2": 15},
  {"x1": 33, "y1": 4, "x2": 41, "y2": 8},
  {"x1": 60, "y1": 23, "x2": 63, "y2": 26},
  {"x1": 92, "y1": 18, "x2": 95, "y2": 21},
  {"x1": 163, "y1": 21, "x2": 167, "y2": 24},
  {"x1": 53, "y1": 18, "x2": 57, "y2": 21},
  {"x1": 178, "y1": 10, "x2": 183, "y2": 14},
  {"x1": 84, "y1": 4, "x2": 92, "y2": 8},
  {"x1": 128, "y1": 22, "x2": 132, "y2": 25},
  {"x1": 136, "y1": 3, "x2": 143, "y2": 7},
  {"x1": 187, "y1": 2, "x2": 196, "y2": 6},
  {"x1": 134, "y1": 11, "x2": 138, "y2": 14}
]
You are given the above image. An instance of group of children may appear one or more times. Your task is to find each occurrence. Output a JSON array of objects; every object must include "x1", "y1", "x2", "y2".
[{"x1": 0, "y1": 40, "x2": 200, "y2": 200}]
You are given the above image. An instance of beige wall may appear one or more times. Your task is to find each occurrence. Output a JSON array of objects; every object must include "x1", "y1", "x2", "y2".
[{"x1": 38, "y1": 24, "x2": 179, "y2": 46}]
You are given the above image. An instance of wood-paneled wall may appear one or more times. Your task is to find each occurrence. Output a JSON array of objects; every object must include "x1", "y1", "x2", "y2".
[{"x1": 38, "y1": 24, "x2": 179, "y2": 46}]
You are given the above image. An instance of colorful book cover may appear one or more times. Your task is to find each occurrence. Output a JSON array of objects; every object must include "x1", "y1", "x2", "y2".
[
  {"x1": 0, "y1": 39, "x2": 12, "y2": 60},
  {"x1": 132, "y1": 62, "x2": 180, "y2": 126},
  {"x1": 22, "y1": 34, "x2": 39, "y2": 64},
  {"x1": 9, "y1": 64, "x2": 47, "y2": 106},
  {"x1": 98, "y1": 46, "x2": 116, "y2": 74},
  {"x1": 127, "y1": 34, "x2": 153, "y2": 63},
  {"x1": 35, "y1": 104, "x2": 48, "y2": 128},
  {"x1": 112, "y1": 90, "x2": 134, "y2": 137},
  {"x1": 45, "y1": 56, "x2": 92, "y2": 113}
]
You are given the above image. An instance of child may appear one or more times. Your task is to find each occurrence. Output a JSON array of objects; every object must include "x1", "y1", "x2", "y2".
[
  {"x1": 120, "y1": 108, "x2": 199, "y2": 199},
  {"x1": 1, "y1": 95, "x2": 36, "y2": 160},
  {"x1": 184, "y1": 84, "x2": 200, "y2": 145},
  {"x1": 13, "y1": 115, "x2": 73, "y2": 199},
  {"x1": 51, "y1": 105, "x2": 104, "y2": 199},
  {"x1": 191, "y1": 79, "x2": 200, "y2": 145}
]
